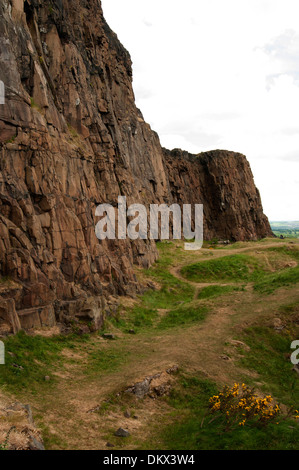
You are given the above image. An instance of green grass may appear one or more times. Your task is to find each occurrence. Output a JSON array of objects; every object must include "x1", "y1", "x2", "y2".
[
  {"x1": 142, "y1": 277, "x2": 194, "y2": 310},
  {"x1": 254, "y1": 267, "x2": 299, "y2": 294},
  {"x1": 112, "y1": 298, "x2": 209, "y2": 332},
  {"x1": 157, "y1": 304, "x2": 209, "y2": 330},
  {"x1": 110, "y1": 304, "x2": 158, "y2": 332},
  {"x1": 238, "y1": 306, "x2": 299, "y2": 407},
  {"x1": 280, "y1": 301, "x2": 299, "y2": 321},
  {"x1": 197, "y1": 285, "x2": 242, "y2": 299},
  {"x1": 273, "y1": 231, "x2": 299, "y2": 238},
  {"x1": 142, "y1": 242, "x2": 195, "y2": 310},
  {"x1": 139, "y1": 294, "x2": 299, "y2": 450},
  {"x1": 181, "y1": 254, "x2": 264, "y2": 283},
  {"x1": 39, "y1": 423, "x2": 69, "y2": 450},
  {"x1": 265, "y1": 246, "x2": 299, "y2": 260},
  {"x1": 0, "y1": 331, "x2": 119, "y2": 393},
  {"x1": 180, "y1": 248, "x2": 299, "y2": 295},
  {"x1": 139, "y1": 374, "x2": 218, "y2": 450},
  {"x1": 207, "y1": 237, "x2": 287, "y2": 250},
  {"x1": 248, "y1": 246, "x2": 299, "y2": 294},
  {"x1": 112, "y1": 241, "x2": 196, "y2": 332},
  {"x1": 0, "y1": 331, "x2": 86, "y2": 393},
  {"x1": 0, "y1": 329, "x2": 131, "y2": 392},
  {"x1": 240, "y1": 327, "x2": 298, "y2": 405},
  {"x1": 141, "y1": 373, "x2": 299, "y2": 450},
  {"x1": 86, "y1": 347, "x2": 130, "y2": 374}
]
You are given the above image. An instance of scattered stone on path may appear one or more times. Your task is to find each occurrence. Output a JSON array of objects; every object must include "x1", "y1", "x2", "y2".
[
  {"x1": 28, "y1": 435, "x2": 45, "y2": 451},
  {"x1": 228, "y1": 340, "x2": 250, "y2": 351},
  {"x1": 220, "y1": 354, "x2": 230, "y2": 361},
  {"x1": 102, "y1": 333, "x2": 116, "y2": 340},
  {"x1": 124, "y1": 410, "x2": 131, "y2": 418},
  {"x1": 125, "y1": 378, "x2": 151, "y2": 398},
  {"x1": 124, "y1": 369, "x2": 175, "y2": 399},
  {"x1": 273, "y1": 318, "x2": 284, "y2": 331},
  {"x1": 0, "y1": 399, "x2": 45, "y2": 450},
  {"x1": 166, "y1": 365, "x2": 179, "y2": 375},
  {"x1": 24, "y1": 404, "x2": 34, "y2": 425},
  {"x1": 114, "y1": 428, "x2": 130, "y2": 438},
  {"x1": 147, "y1": 281, "x2": 158, "y2": 290},
  {"x1": 151, "y1": 384, "x2": 172, "y2": 397},
  {"x1": 106, "y1": 442, "x2": 115, "y2": 447}
]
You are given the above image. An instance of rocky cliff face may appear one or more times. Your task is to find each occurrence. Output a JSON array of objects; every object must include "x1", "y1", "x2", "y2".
[
  {"x1": 163, "y1": 148, "x2": 271, "y2": 242},
  {"x1": 0, "y1": 0, "x2": 272, "y2": 334}
]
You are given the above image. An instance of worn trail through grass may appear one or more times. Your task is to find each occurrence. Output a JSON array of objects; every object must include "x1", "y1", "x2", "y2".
[{"x1": 1, "y1": 238, "x2": 299, "y2": 449}]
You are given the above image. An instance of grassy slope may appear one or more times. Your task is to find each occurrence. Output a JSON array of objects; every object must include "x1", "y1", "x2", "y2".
[{"x1": 1, "y1": 238, "x2": 299, "y2": 449}]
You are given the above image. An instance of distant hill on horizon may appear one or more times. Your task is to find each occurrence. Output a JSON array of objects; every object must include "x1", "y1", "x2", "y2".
[
  {"x1": 270, "y1": 221, "x2": 299, "y2": 226},
  {"x1": 270, "y1": 221, "x2": 299, "y2": 238}
]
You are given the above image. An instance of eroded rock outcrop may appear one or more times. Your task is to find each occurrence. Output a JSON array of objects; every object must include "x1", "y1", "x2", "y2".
[
  {"x1": 164, "y1": 148, "x2": 272, "y2": 241},
  {"x1": 0, "y1": 0, "x2": 272, "y2": 333},
  {"x1": 0, "y1": 393, "x2": 45, "y2": 450}
]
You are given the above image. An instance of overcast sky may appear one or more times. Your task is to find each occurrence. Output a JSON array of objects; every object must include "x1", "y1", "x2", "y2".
[{"x1": 101, "y1": 0, "x2": 299, "y2": 221}]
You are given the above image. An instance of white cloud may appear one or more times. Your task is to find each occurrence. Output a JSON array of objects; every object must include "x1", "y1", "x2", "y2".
[
  {"x1": 101, "y1": 0, "x2": 299, "y2": 220},
  {"x1": 142, "y1": 18, "x2": 153, "y2": 28},
  {"x1": 262, "y1": 29, "x2": 299, "y2": 86}
]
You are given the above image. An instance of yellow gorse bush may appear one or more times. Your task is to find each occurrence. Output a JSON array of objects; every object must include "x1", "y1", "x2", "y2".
[{"x1": 208, "y1": 383, "x2": 282, "y2": 429}]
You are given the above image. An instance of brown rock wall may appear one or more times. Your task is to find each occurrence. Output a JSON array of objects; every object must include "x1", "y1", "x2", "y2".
[{"x1": 0, "y1": 0, "x2": 273, "y2": 333}]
